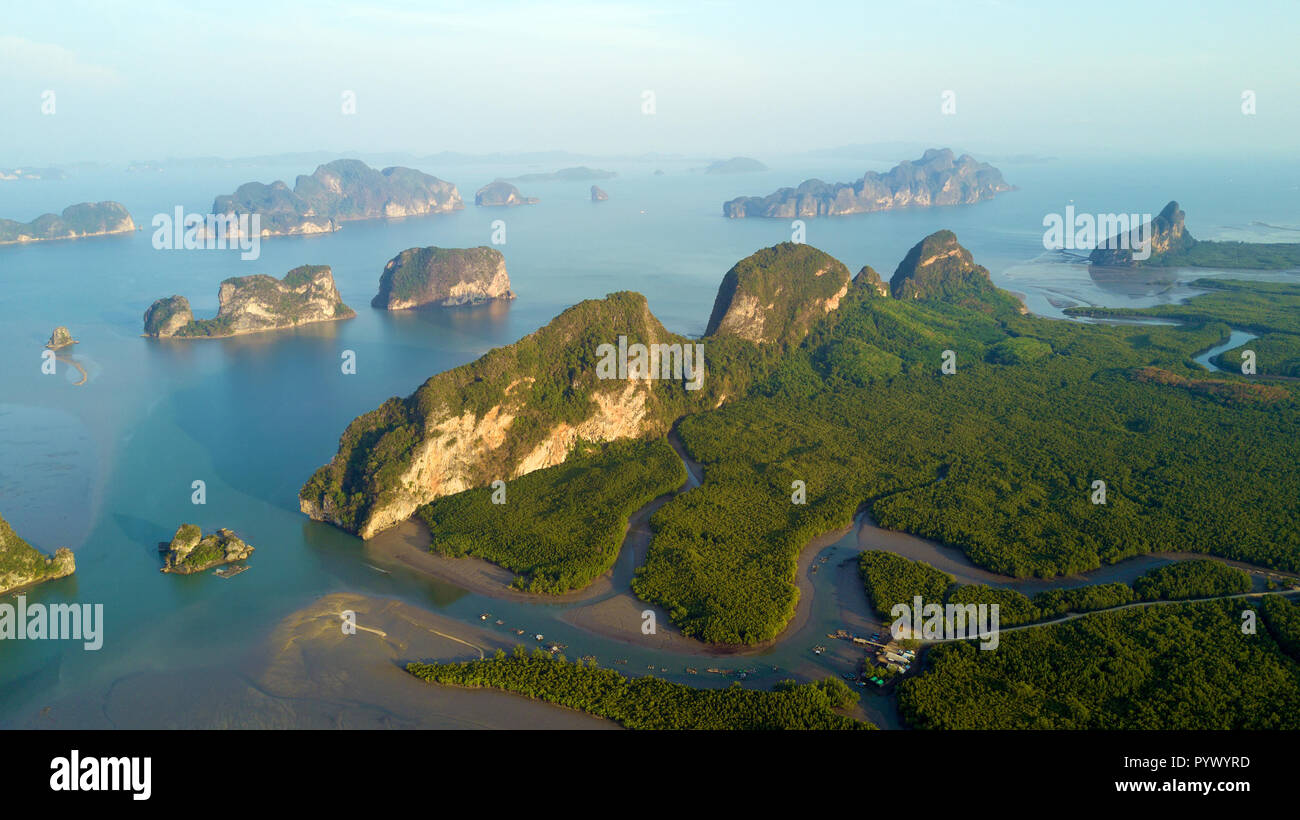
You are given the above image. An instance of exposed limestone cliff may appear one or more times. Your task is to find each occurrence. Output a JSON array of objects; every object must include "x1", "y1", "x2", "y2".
[
  {"x1": 210, "y1": 159, "x2": 463, "y2": 237},
  {"x1": 160, "y1": 524, "x2": 254, "y2": 574},
  {"x1": 301, "y1": 236, "x2": 1028, "y2": 540},
  {"x1": 372, "y1": 247, "x2": 515, "y2": 310},
  {"x1": 722, "y1": 149, "x2": 1012, "y2": 218},
  {"x1": 142, "y1": 295, "x2": 194, "y2": 337},
  {"x1": 0, "y1": 513, "x2": 75, "y2": 595},
  {"x1": 0, "y1": 202, "x2": 134, "y2": 245},
  {"x1": 144, "y1": 265, "x2": 355, "y2": 338},
  {"x1": 1089, "y1": 200, "x2": 1195, "y2": 266},
  {"x1": 704, "y1": 243, "x2": 851, "y2": 347},
  {"x1": 300, "y1": 292, "x2": 734, "y2": 539},
  {"x1": 475, "y1": 181, "x2": 539, "y2": 207}
]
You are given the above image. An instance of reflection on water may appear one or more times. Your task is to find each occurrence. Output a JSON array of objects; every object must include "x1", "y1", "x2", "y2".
[{"x1": 1087, "y1": 263, "x2": 1180, "y2": 298}]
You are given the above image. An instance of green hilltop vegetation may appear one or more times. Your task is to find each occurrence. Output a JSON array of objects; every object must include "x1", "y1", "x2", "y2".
[
  {"x1": 858, "y1": 550, "x2": 1253, "y2": 628},
  {"x1": 898, "y1": 599, "x2": 1300, "y2": 729},
  {"x1": 0, "y1": 513, "x2": 75, "y2": 595},
  {"x1": 306, "y1": 228, "x2": 1300, "y2": 646},
  {"x1": 301, "y1": 246, "x2": 851, "y2": 538},
  {"x1": 417, "y1": 438, "x2": 684, "y2": 593},
  {"x1": 632, "y1": 248, "x2": 1299, "y2": 643},
  {"x1": 408, "y1": 647, "x2": 869, "y2": 730},
  {"x1": 704, "y1": 242, "x2": 853, "y2": 348},
  {"x1": 300, "y1": 291, "x2": 763, "y2": 535}
]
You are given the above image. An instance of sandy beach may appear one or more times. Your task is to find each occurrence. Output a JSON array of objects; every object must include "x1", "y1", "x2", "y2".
[{"x1": 10, "y1": 593, "x2": 617, "y2": 730}]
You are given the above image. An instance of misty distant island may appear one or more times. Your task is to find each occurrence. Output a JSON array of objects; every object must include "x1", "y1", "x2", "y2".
[
  {"x1": 0, "y1": 202, "x2": 135, "y2": 245},
  {"x1": 143, "y1": 265, "x2": 355, "y2": 338},
  {"x1": 506, "y1": 166, "x2": 617, "y2": 183},
  {"x1": 704, "y1": 157, "x2": 768, "y2": 174},
  {"x1": 722, "y1": 148, "x2": 1012, "y2": 218},
  {"x1": 591, "y1": 185, "x2": 609, "y2": 202},
  {"x1": 0, "y1": 166, "x2": 66, "y2": 181},
  {"x1": 475, "y1": 180, "x2": 539, "y2": 207},
  {"x1": 209, "y1": 159, "x2": 463, "y2": 237},
  {"x1": 372, "y1": 246, "x2": 515, "y2": 310}
]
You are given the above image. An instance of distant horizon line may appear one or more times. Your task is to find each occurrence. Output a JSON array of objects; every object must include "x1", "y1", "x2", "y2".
[{"x1": 4, "y1": 144, "x2": 1275, "y2": 173}]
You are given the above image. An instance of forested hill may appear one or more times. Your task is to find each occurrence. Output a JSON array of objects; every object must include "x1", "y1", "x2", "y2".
[
  {"x1": 634, "y1": 246, "x2": 1300, "y2": 643},
  {"x1": 302, "y1": 228, "x2": 1300, "y2": 647}
]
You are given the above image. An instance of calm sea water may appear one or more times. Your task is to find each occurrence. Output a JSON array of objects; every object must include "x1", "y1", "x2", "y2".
[{"x1": 1, "y1": 156, "x2": 1297, "y2": 725}]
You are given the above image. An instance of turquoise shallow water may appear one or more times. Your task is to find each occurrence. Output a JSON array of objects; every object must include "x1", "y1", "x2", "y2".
[{"x1": 0, "y1": 156, "x2": 1296, "y2": 725}]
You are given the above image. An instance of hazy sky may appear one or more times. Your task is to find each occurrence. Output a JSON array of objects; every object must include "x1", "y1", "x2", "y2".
[{"x1": 2, "y1": 0, "x2": 1297, "y2": 164}]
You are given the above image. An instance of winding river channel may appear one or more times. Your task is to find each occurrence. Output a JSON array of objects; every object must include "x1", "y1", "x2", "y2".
[{"x1": 352, "y1": 405, "x2": 1299, "y2": 729}]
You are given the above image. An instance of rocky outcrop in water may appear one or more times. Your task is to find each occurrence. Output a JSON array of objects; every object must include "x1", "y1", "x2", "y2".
[
  {"x1": 210, "y1": 159, "x2": 463, "y2": 237},
  {"x1": 590, "y1": 186, "x2": 609, "y2": 202},
  {"x1": 0, "y1": 513, "x2": 75, "y2": 595},
  {"x1": 160, "y1": 524, "x2": 254, "y2": 574},
  {"x1": 372, "y1": 247, "x2": 515, "y2": 310},
  {"x1": 475, "y1": 181, "x2": 539, "y2": 207},
  {"x1": 1089, "y1": 201, "x2": 1195, "y2": 266},
  {"x1": 722, "y1": 149, "x2": 1012, "y2": 218},
  {"x1": 0, "y1": 202, "x2": 134, "y2": 244},
  {"x1": 45, "y1": 326, "x2": 77, "y2": 350},
  {"x1": 144, "y1": 265, "x2": 355, "y2": 338}
]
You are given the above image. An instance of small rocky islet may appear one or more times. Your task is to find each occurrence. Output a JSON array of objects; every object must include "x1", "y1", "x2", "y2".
[
  {"x1": 159, "y1": 524, "x2": 254, "y2": 574},
  {"x1": 475, "y1": 180, "x2": 539, "y2": 207},
  {"x1": 143, "y1": 265, "x2": 355, "y2": 338},
  {"x1": 45, "y1": 326, "x2": 77, "y2": 350},
  {"x1": 372, "y1": 246, "x2": 515, "y2": 310}
]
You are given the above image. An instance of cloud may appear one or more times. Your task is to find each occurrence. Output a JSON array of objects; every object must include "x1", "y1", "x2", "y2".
[{"x1": 0, "y1": 36, "x2": 124, "y2": 87}]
